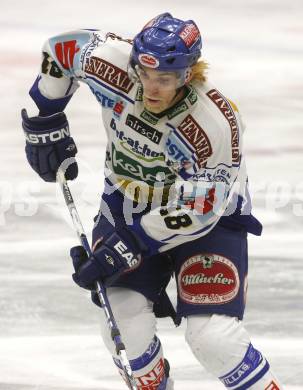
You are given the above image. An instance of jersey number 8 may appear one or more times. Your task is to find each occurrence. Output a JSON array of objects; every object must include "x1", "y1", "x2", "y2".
[{"x1": 160, "y1": 208, "x2": 193, "y2": 230}]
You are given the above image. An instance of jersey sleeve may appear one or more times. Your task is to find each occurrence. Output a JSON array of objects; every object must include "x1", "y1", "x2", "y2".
[
  {"x1": 29, "y1": 29, "x2": 106, "y2": 115},
  {"x1": 132, "y1": 107, "x2": 244, "y2": 255}
]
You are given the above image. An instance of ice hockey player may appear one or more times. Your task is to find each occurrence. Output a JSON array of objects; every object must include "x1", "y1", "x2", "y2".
[{"x1": 22, "y1": 12, "x2": 283, "y2": 390}]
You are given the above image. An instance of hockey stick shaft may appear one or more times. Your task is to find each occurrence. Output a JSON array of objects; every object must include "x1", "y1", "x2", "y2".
[{"x1": 57, "y1": 172, "x2": 137, "y2": 390}]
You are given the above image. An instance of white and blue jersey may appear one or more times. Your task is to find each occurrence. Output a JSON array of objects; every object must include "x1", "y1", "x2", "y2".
[{"x1": 29, "y1": 29, "x2": 262, "y2": 256}]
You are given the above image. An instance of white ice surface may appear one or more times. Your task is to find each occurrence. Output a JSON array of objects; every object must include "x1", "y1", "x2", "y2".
[{"x1": 1, "y1": 1, "x2": 303, "y2": 389}]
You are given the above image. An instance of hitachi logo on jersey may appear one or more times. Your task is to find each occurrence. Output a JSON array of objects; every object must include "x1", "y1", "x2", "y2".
[
  {"x1": 24, "y1": 126, "x2": 70, "y2": 144},
  {"x1": 114, "y1": 241, "x2": 139, "y2": 268}
]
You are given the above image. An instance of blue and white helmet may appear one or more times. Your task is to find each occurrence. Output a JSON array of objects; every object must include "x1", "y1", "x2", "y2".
[{"x1": 129, "y1": 12, "x2": 202, "y2": 81}]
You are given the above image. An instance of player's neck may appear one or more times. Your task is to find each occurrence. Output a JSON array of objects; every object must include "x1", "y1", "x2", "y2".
[
  {"x1": 148, "y1": 86, "x2": 189, "y2": 118},
  {"x1": 169, "y1": 86, "x2": 187, "y2": 109}
]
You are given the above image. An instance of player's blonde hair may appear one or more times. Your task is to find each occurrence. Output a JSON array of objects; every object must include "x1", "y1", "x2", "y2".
[{"x1": 190, "y1": 60, "x2": 208, "y2": 83}]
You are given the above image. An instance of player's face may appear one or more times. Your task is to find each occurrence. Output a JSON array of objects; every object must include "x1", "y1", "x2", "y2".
[{"x1": 138, "y1": 67, "x2": 181, "y2": 113}]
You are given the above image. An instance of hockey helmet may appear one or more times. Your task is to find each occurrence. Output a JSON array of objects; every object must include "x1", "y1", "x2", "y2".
[
  {"x1": 129, "y1": 13, "x2": 202, "y2": 85},
  {"x1": 129, "y1": 13, "x2": 202, "y2": 84}
]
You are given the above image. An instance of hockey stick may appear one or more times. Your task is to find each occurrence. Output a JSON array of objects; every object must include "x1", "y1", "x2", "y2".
[{"x1": 57, "y1": 170, "x2": 138, "y2": 390}]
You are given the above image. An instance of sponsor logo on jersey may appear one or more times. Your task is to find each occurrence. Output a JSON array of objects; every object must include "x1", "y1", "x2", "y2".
[
  {"x1": 120, "y1": 141, "x2": 165, "y2": 162},
  {"x1": 166, "y1": 137, "x2": 191, "y2": 164},
  {"x1": 138, "y1": 53, "x2": 160, "y2": 68},
  {"x1": 80, "y1": 32, "x2": 104, "y2": 67},
  {"x1": 178, "y1": 254, "x2": 240, "y2": 305},
  {"x1": 178, "y1": 115, "x2": 212, "y2": 168},
  {"x1": 213, "y1": 169, "x2": 231, "y2": 183},
  {"x1": 110, "y1": 118, "x2": 164, "y2": 161},
  {"x1": 55, "y1": 40, "x2": 80, "y2": 70},
  {"x1": 85, "y1": 56, "x2": 134, "y2": 93},
  {"x1": 265, "y1": 382, "x2": 280, "y2": 390},
  {"x1": 111, "y1": 144, "x2": 175, "y2": 187},
  {"x1": 206, "y1": 89, "x2": 240, "y2": 164},
  {"x1": 187, "y1": 88, "x2": 198, "y2": 105},
  {"x1": 191, "y1": 166, "x2": 231, "y2": 184},
  {"x1": 182, "y1": 187, "x2": 216, "y2": 215},
  {"x1": 126, "y1": 114, "x2": 163, "y2": 144},
  {"x1": 140, "y1": 109, "x2": 159, "y2": 125},
  {"x1": 179, "y1": 23, "x2": 200, "y2": 47},
  {"x1": 89, "y1": 85, "x2": 115, "y2": 108},
  {"x1": 165, "y1": 86, "x2": 197, "y2": 119},
  {"x1": 113, "y1": 100, "x2": 125, "y2": 119},
  {"x1": 167, "y1": 101, "x2": 188, "y2": 120}
]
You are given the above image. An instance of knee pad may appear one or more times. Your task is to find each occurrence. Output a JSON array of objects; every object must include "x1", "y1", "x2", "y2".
[
  {"x1": 99, "y1": 287, "x2": 156, "y2": 359},
  {"x1": 185, "y1": 314, "x2": 282, "y2": 389},
  {"x1": 99, "y1": 288, "x2": 172, "y2": 389},
  {"x1": 186, "y1": 314, "x2": 251, "y2": 376}
]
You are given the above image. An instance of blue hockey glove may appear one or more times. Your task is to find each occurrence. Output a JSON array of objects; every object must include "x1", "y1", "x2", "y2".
[
  {"x1": 21, "y1": 109, "x2": 78, "y2": 182},
  {"x1": 71, "y1": 227, "x2": 146, "y2": 289}
]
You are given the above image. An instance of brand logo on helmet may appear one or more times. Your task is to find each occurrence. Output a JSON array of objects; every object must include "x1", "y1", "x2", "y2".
[
  {"x1": 179, "y1": 23, "x2": 200, "y2": 48},
  {"x1": 138, "y1": 54, "x2": 159, "y2": 69}
]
